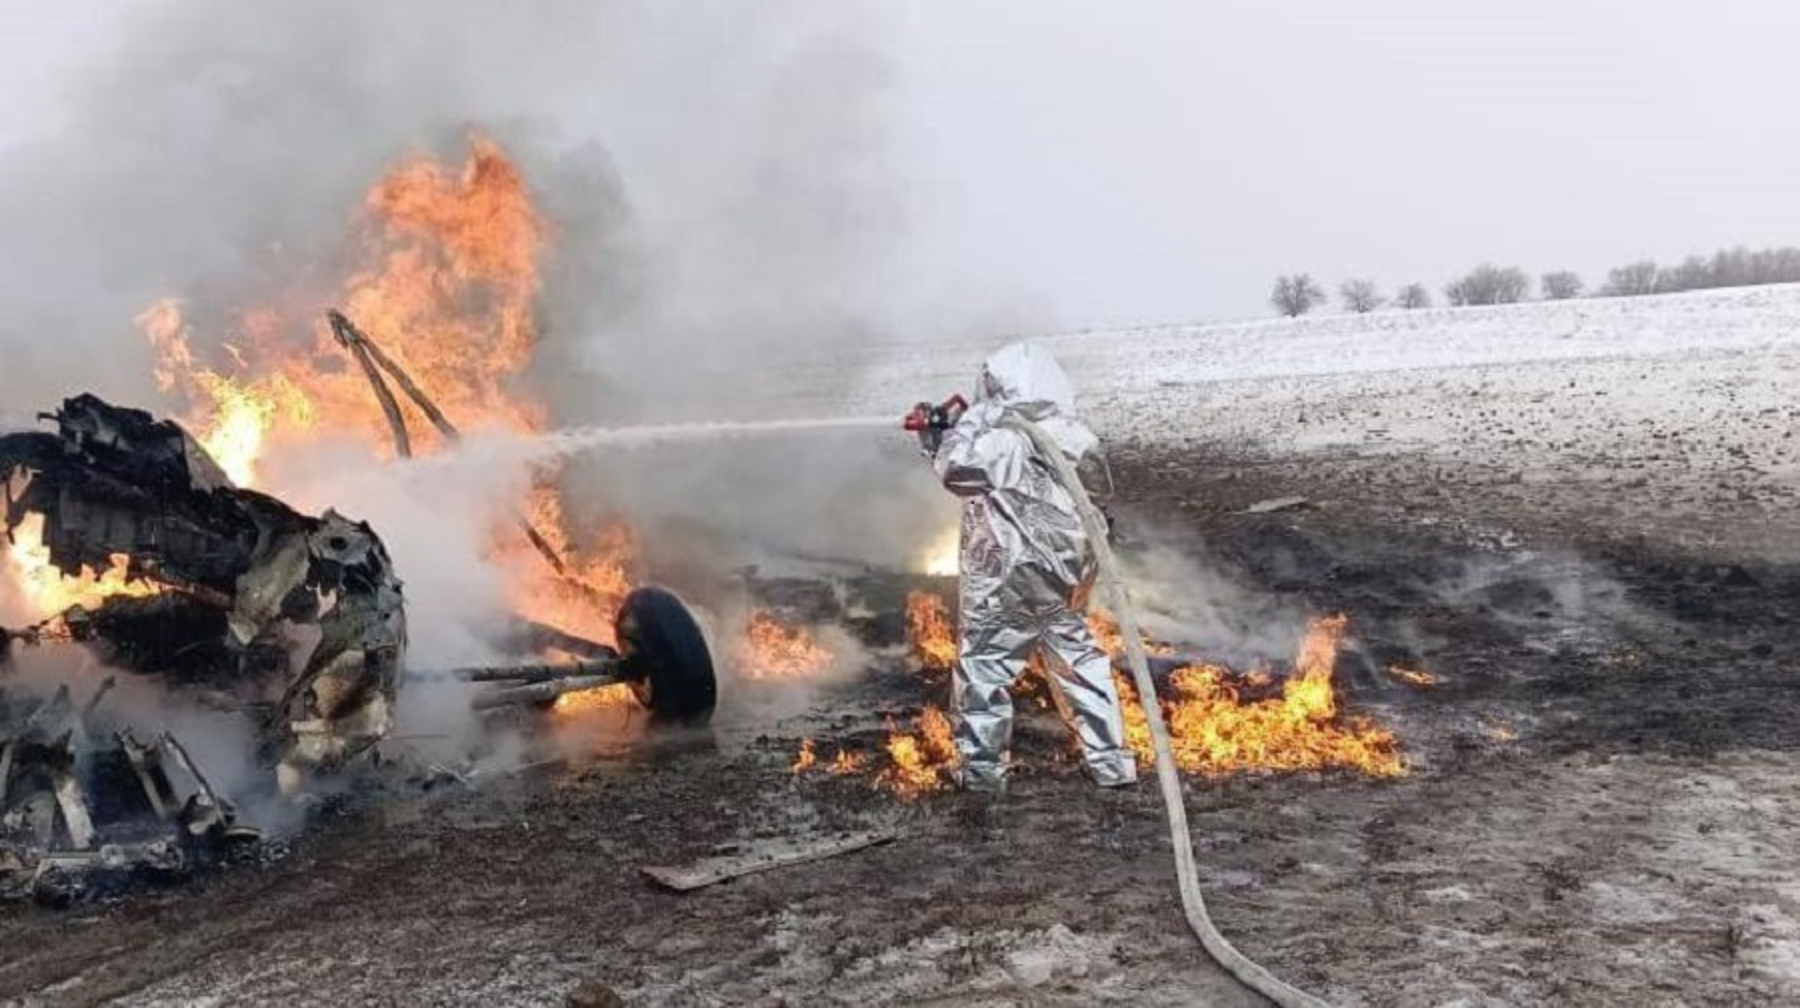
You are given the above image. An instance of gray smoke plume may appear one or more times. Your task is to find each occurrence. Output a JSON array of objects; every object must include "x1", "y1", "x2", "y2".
[{"x1": 0, "y1": 0, "x2": 980, "y2": 584}]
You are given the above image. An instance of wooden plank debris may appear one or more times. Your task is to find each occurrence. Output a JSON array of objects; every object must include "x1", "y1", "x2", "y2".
[
  {"x1": 640, "y1": 829, "x2": 899, "y2": 892},
  {"x1": 1240, "y1": 495, "x2": 1312, "y2": 515}
]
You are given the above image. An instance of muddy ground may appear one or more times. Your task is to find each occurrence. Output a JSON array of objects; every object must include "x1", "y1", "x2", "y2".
[{"x1": 4, "y1": 441, "x2": 1799, "y2": 1007}]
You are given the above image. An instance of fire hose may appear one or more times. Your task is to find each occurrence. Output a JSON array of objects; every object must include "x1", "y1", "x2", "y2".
[{"x1": 1002, "y1": 414, "x2": 1333, "y2": 1008}]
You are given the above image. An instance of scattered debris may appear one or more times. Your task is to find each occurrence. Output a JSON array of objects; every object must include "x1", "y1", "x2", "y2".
[
  {"x1": 1387, "y1": 664, "x2": 1439, "y2": 687},
  {"x1": 1240, "y1": 495, "x2": 1312, "y2": 515},
  {"x1": 0, "y1": 680, "x2": 259, "y2": 904},
  {"x1": 640, "y1": 829, "x2": 899, "y2": 892}
]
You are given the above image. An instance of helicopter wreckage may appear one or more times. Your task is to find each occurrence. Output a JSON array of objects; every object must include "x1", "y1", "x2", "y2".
[{"x1": 1, "y1": 324, "x2": 717, "y2": 904}]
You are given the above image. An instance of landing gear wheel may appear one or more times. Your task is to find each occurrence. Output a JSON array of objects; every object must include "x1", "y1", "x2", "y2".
[{"x1": 615, "y1": 586, "x2": 717, "y2": 726}]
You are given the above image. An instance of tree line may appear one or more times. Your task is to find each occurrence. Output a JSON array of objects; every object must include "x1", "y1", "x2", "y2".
[{"x1": 1269, "y1": 244, "x2": 1800, "y2": 318}]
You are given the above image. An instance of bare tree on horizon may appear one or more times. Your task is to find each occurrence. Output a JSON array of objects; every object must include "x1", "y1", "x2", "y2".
[
  {"x1": 1270, "y1": 273, "x2": 1326, "y2": 317},
  {"x1": 1542, "y1": 270, "x2": 1584, "y2": 300},
  {"x1": 1339, "y1": 278, "x2": 1385, "y2": 313},
  {"x1": 1395, "y1": 283, "x2": 1431, "y2": 309}
]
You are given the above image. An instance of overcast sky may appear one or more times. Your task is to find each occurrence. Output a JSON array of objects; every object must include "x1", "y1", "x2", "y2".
[{"x1": 2, "y1": 1, "x2": 1796, "y2": 333}]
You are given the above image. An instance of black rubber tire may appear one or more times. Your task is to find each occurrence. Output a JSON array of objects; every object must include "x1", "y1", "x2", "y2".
[{"x1": 615, "y1": 585, "x2": 717, "y2": 726}]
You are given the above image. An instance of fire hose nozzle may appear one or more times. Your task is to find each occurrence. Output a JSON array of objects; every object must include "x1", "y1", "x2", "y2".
[{"x1": 902, "y1": 394, "x2": 968, "y2": 432}]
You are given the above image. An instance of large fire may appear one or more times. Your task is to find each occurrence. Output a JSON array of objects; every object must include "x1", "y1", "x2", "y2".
[
  {"x1": 734, "y1": 612, "x2": 834, "y2": 680},
  {"x1": 128, "y1": 136, "x2": 635, "y2": 652},
  {"x1": 137, "y1": 299, "x2": 315, "y2": 489}
]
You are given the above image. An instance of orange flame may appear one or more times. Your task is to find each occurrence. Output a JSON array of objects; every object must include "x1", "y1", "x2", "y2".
[
  {"x1": 1118, "y1": 615, "x2": 1404, "y2": 777},
  {"x1": 136, "y1": 300, "x2": 316, "y2": 488},
  {"x1": 899, "y1": 597, "x2": 1399, "y2": 780},
  {"x1": 791, "y1": 740, "x2": 871, "y2": 778},
  {"x1": 875, "y1": 705, "x2": 958, "y2": 797},
  {"x1": 735, "y1": 612, "x2": 834, "y2": 680},
  {"x1": 905, "y1": 591, "x2": 958, "y2": 670},
  {"x1": 130, "y1": 136, "x2": 635, "y2": 651},
  {"x1": 3, "y1": 513, "x2": 160, "y2": 618},
  {"x1": 551, "y1": 682, "x2": 637, "y2": 716},
  {"x1": 828, "y1": 749, "x2": 868, "y2": 775}
]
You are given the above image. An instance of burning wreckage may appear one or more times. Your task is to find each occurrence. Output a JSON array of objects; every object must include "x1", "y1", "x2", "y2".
[{"x1": 0, "y1": 391, "x2": 717, "y2": 904}]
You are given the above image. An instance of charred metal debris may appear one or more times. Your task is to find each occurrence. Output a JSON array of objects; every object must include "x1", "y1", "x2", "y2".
[{"x1": 1, "y1": 394, "x2": 404, "y2": 903}]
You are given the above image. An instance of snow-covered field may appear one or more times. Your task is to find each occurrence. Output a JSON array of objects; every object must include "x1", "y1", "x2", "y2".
[{"x1": 842, "y1": 282, "x2": 1800, "y2": 464}]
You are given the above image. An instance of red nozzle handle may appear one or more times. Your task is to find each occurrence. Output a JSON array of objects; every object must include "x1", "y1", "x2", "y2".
[{"x1": 902, "y1": 394, "x2": 968, "y2": 432}]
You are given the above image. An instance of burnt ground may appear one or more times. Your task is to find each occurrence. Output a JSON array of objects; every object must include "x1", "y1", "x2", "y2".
[{"x1": 5, "y1": 444, "x2": 1800, "y2": 1007}]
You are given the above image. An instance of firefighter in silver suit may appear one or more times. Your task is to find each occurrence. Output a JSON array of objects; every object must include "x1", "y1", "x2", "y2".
[{"x1": 916, "y1": 342, "x2": 1137, "y2": 791}]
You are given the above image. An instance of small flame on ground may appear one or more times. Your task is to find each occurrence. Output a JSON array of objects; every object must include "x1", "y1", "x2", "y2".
[
  {"x1": 828, "y1": 749, "x2": 868, "y2": 775},
  {"x1": 1387, "y1": 665, "x2": 1438, "y2": 687},
  {"x1": 1487, "y1": 721, "x2": 1518, "y2": 742},
  {"x1": 735, "y1": 612, "x2": 834, "y2": 680},
  {"x1": 906, "y1": 591, "x2": 958, "y2": 671},
  {"x1": 790, "y1": 741, "x2": 876, "y2": 779},
  {"x1": 875, "y1": 705, "x2": 958, "y2": 798},
  {"x1": 1117, "y1": 615, "x2": 1404, "y2": 777},
  {"x1": 3, "y1": 513, "x2": 161, "y2": 618}
]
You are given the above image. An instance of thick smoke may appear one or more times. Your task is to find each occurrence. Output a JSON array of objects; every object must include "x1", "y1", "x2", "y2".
[{"x1": 0, "y1": 0, "x2": 976, "y2": 583}]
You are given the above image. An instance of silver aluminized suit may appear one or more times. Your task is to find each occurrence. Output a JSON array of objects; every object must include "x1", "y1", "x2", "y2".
[{"x1": 925, "y1": 342, "x2": 1136, "y2": 790}]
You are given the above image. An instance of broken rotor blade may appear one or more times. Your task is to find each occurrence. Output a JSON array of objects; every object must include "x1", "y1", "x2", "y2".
[
  {"x1": 329, "y1": 314, "x2": 414, "y2": 460},
  {"x1": 326, "y1": 309, "x2": 460, "y2": 442},
  {"x1": 325, "y1": 308, "x2": 573, "y2": 578}
]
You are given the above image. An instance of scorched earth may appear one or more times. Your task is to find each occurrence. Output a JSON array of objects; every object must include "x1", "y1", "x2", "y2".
[{"x1": 7, "y1": 282, "x2": 1800, "y2": 1007}]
